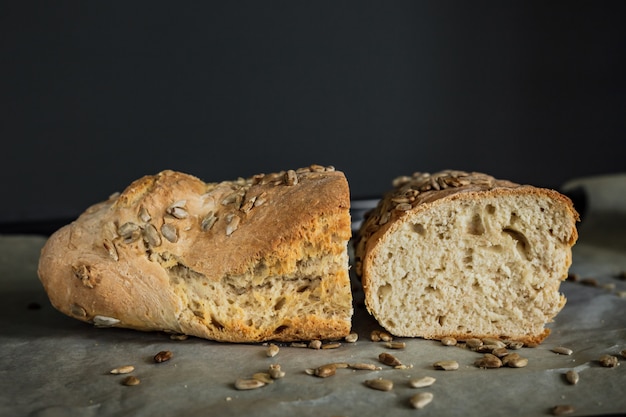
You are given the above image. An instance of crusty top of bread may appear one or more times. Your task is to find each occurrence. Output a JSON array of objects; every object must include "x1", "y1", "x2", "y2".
[
  {"x1": 354, "y1": 170, "x2": 579, "y2": 345},
  {"x1": 38, "y1": 166, "x2": 353, "y2": 342}
]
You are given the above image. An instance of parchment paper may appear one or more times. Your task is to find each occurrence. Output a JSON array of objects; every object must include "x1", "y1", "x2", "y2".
[{"x1": 1, "y1": 175, "x2": 625, "y2": 417}]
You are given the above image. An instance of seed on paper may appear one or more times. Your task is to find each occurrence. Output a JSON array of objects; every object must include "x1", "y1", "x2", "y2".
[
  {"x1": 410, "y1": 392, "x2": 434, "y2": 409},
  {"x1": 409, "y1": 376, "x2": 436, "y2": 388},
  {"x1": 110, "y1": 365, "x2": 134, "y2": 375}
]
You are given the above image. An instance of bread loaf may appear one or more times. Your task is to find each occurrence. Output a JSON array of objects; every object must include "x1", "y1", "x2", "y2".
[
  {"x1": 37, "y1": 166, "x2": 353, "y2": 343},
  {"x1": 354, "y1": 170, "x2": 579, "y2": 344}
]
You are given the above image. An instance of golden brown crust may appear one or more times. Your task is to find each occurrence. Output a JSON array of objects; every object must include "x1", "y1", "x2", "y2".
[{"x1": 38, "y1": 166, "x2": 353, "y2": 343}]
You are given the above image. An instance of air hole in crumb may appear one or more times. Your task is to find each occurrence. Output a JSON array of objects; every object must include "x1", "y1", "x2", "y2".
[
  {"x1": 210, "y1": 315, "x2": 225, "y2": 330},
  {"x1": 412, "y1": 223, "x2": 425, "y2": 235},
  {"x1": 274, "y1": 325, "x2": 289, "y2": 334},
  {"x1": 377, "y1": 283, "x2": 392, "y2": 302},
  {"x1": 436, "y1": 315, "x2": 445, "y2": 326},
  {"x1": 486, "y1": 204, "x2": 496, "y2": 214},
  {"x1": 502, "y1": 227, "x2": 531, "y2": 260},
  {"x1": 385, "y1": 319, "x2": 396, "y2": 328},
  {"x1": 468, "y1": 213, "x2": 485, "y2": 235},
  {"x1": 274, "y1": 297, "x2": 286, "y2": 310}
]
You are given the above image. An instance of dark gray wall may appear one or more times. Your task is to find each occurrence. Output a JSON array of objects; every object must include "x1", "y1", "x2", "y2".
[{"x1": 2, "y1": 2, "x2": 625, "y2": 225}]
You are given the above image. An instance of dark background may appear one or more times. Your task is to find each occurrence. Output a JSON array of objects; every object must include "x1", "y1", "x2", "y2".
[{"x1": 2, "y1": 2, "x2": 625, "y2": 230}]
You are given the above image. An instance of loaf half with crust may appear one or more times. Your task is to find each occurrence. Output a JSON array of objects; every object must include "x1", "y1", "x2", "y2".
[
  {"x1": 38, "y1": 166, "x2": 353, "y2": 343},
  {"x1": 354, "y1": 170, "x2": 579, "y2": 345}
]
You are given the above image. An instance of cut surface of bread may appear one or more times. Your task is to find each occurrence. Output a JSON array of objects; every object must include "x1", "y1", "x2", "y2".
[
  {"x1": 355, "y1": 170, "x2": 579, "y2": 344},
  {"x1": 38, "y1": 166, "x2": 353, "y2": 343}
]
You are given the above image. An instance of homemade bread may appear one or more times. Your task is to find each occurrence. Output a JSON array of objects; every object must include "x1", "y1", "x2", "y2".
[
  {"x1": 355, "y1": 170, "x2": 579, "y2": 344},
  {"x1": 38, "y1": 166, "x2": 353, "y2": 343}
]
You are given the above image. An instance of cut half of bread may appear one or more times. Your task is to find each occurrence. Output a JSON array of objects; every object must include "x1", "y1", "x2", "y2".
[{"x1": 355, "y1": 170, "x2": 579, "y2": 345}]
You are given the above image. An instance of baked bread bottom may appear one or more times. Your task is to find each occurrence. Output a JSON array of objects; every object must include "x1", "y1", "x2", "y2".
[
  {"x1": 38, "y1": 166, "x2": 353, "y2": 342},
  {"x1": 355, "y1": 171, "x2": 579, "y2": 344}
]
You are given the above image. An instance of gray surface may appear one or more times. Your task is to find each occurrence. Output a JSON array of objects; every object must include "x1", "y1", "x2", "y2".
[{"x1": 1, "y1": 177, "x2": 625, "y2": 416}]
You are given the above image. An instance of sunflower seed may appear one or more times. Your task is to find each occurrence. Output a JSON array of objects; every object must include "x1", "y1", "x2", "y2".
[
  {"x1": 139, "y1": 206, "x2": 151, "y2": 222},
  {"x1": 565, "y1": 370, "x2": 579, "y2": 385},
  {"x1": 122, "y1": 376, "x2": 140, "y2": 386},
  {"x1": 364, "y1": 378, "x2": 393, "y2": 391},
  {"x1": 552, "y1": 347, "x2": 573, "y2": 355},
  {"x1": 235, "y1": 378, "x2": 265, "y2": 390},
  {"x1": 440, "y1": 336, "x2": 457, "y2": 346},
  {"x1": 505, "y1": 356, "x2": 528, "y2": 368},
  {"x1": 110, "y1": 365, "x2": 135, "y2": 375},
  {"x1": 621, "y1": 349, "x2": 626, "y2": 359},
  {"x1": 379, "y1": 352, "x2": 402, "y2": 367},
  {"x1": 349, "y1": 363, "x2": 381, "y2": 371},
  {"x1": 254, "y1": 192, "x2": 267, "y2": 207},
  {"x1": 93, "y1": 315, "x2": 120, "y2": 327},
  {"x1": 252, "y1": 372, "x2": 274, "y2": 384},
  {"x1": 410, "y1": 392, "x2": 434, "y2": 409},
  {"x1": 465, "y1": 338, "x2": 483, "y2": 349},
  {"x1": 225, "y1": 214, "x2": 240, "y2": 236},
  {"x1": 103, "y1": 239, "x2": 119, "y2": 261},
  {"x1": 314, "y1": 364, "x2": 337, "y2": 378},
  {"x1": 266, "y1": 343, "x2": 279, "y2": 357},
  {"x1": 384, "y1": 341, "x2": 406, "y2": 349},
  {"x1": 143, "y1": 223, "x2": 162, "y2": 247},
  {"x1": 268, "y1": 364, "x2": 285, "y2": 379},
  {"x1": 551, "y1": 405, "x2": 575, "y2": 415},
  {"x1": 482, "y1": 338, "x2": 506, "y2": 349},
  {"x1": 433, "y1": 360, "x2": 459, "y2": 371},
  {"x1": 167, "y1": 200, "x2": 189, "y2": 219},
  {"x1": 308, "y1": 340, "x2": 322, "y2": 350},
  {"x1": 598, "y1": 354, "x2": 619, "y2": 367},
  {"x1": 321, "y1": 342, "x2": 342, "y2": 350},
  {"x1": 169, "y1": 333, "x2": 188, "y2": 341},
  {"x1": 284, "y1": 170, "x2": 298, "y2": 186},
  {"x1": 118, "y1": 222, "x2": 141, "y2": 243},
  {"x1": 345, "y1": 333, "x2": 358, "y2": 343},
  {"x1": 160, "y1": 223, "x2": 178, "y2": 243},
  {"x1": 409, "y1": 376, "x2": 436, "y2": 388},
  {"x1": 506, "y1": 340, "x2": 524, "y2": 350},
  {"x1": 474, "y1": 354, "x2": 502, "y2": 369},
  {"x1": 201, "y1": 212, "x2": 217, "y2": 231},
  {"x1": 492, "y1": 347, "x2": 509, "y2": 358},
  {"x1": 154, "y1": 350, "x2": 173, "y2": 363}
]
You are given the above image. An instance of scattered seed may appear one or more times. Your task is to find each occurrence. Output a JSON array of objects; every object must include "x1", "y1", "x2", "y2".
[
  {"x1": 482, "y1": 338, "x2": 506, "y2": 349},
  {"x1": 235, "y1": 378, "x2": 265, "y2": 390},
  {"x1": 110, "y1": 365, "x2": 135, "y2": 375},
  {"x1": 290, "y1": 342, "x2": 307, "y2": 348},
  {"x1": 465, "y1": 338, "x2": 483, "y2": 350},
  {"x1": 384, "y1": 341, "x2": 406, "y2": 349},
  {"x1": 552, "y1": 347, "x2": 573, "y2": 356},
  {"x1": 598, "y1": 354, "x2": 619, "y2": 368},
  {"x1": 474, "y1": 354, "x2": 503, "y2": 369},
  {"x1": 304, "y1": 368, "x2": 316, "y2": 375},
  {"x1": 93, "y1": 315, "x2": 120, "y2": 328},
  {"x1": 506, "y1": 341, "x2": 524, "y2": 350},
  {"x1": 321, "y1": 342, "x2": 342, "y2": 349},
  {"x1": 345, "y1": 333, "x2": 359, "y2": 343},
  {"x1": 410, "y1": 392, "x2": 434, "y2": 409},
  {"x1": 616, "y1": 291, "x2": 626, "y2": 299},
  {"x1": 308, "y1": 340, "x2": 322, "y2": 350},
  {"x1": 333, "y1": 362, "x2": 350, "y2": 369},
  {"x1": 433, "y1": 360, "x2": 459, "y2": 371},
  {"x1": 154, "y1": 350, "x2": 173, "y2": 363},
  {"x1": 440, "y1": 336, "x2": 456, "y2": 346},
  {"x1": 266, "y1": 344, "x2": 280, "y2": 357},
  {"x1": 602, "y1": 283, "x2": 616, "y2": 291},
  {"x1": 492, "y1": 347, "x2": 509, "y2": 358},
  {"x1": 551, "y1": 405, "x2": 575, "y2": 416},
  {"x1": 364, "y1": 378, "x2": 393, "y2": 392},
  {"x1": 252, "y1": 372, "x2": 274, "y2": 384},
  {"x1": 349, "y1": 363, "x2": 381, "y2": 371},
  {"x1": 314, "y1": 364, "x2": 337, "y2": 378},
  {"x1": 122, "y1": 376, "x2": 140, "y2": 386},
  {"x1": 170, "y1": 333, "x2": 188, "y2": 341},
  {"x1": 505, "y1": 356, "x2": 528, "y2": 368},
  {"x1": 409, "y1": 376, "x2": 436, "y2": 388},
  {"x1": 565, "y1": 370, "x2": 579, "y2": 385},
  {"x1": 371, "y1": 330, "x2": 392, "y2": 342},
  {"x1": 268, "y1": 364, "x2": 285, "y2": 379},
  {"x1": 621, "y1": 349, "x2": 626, "y2": 359},
  {"x1": 580, "y1": 277, "x2": 599, "y2": 287},
  {"x1": 370, "y1": 330, "x2": 382, "y2": 342},
  {"x1": 379, "y1": 352, "x2": 402, "y2": 367}
]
